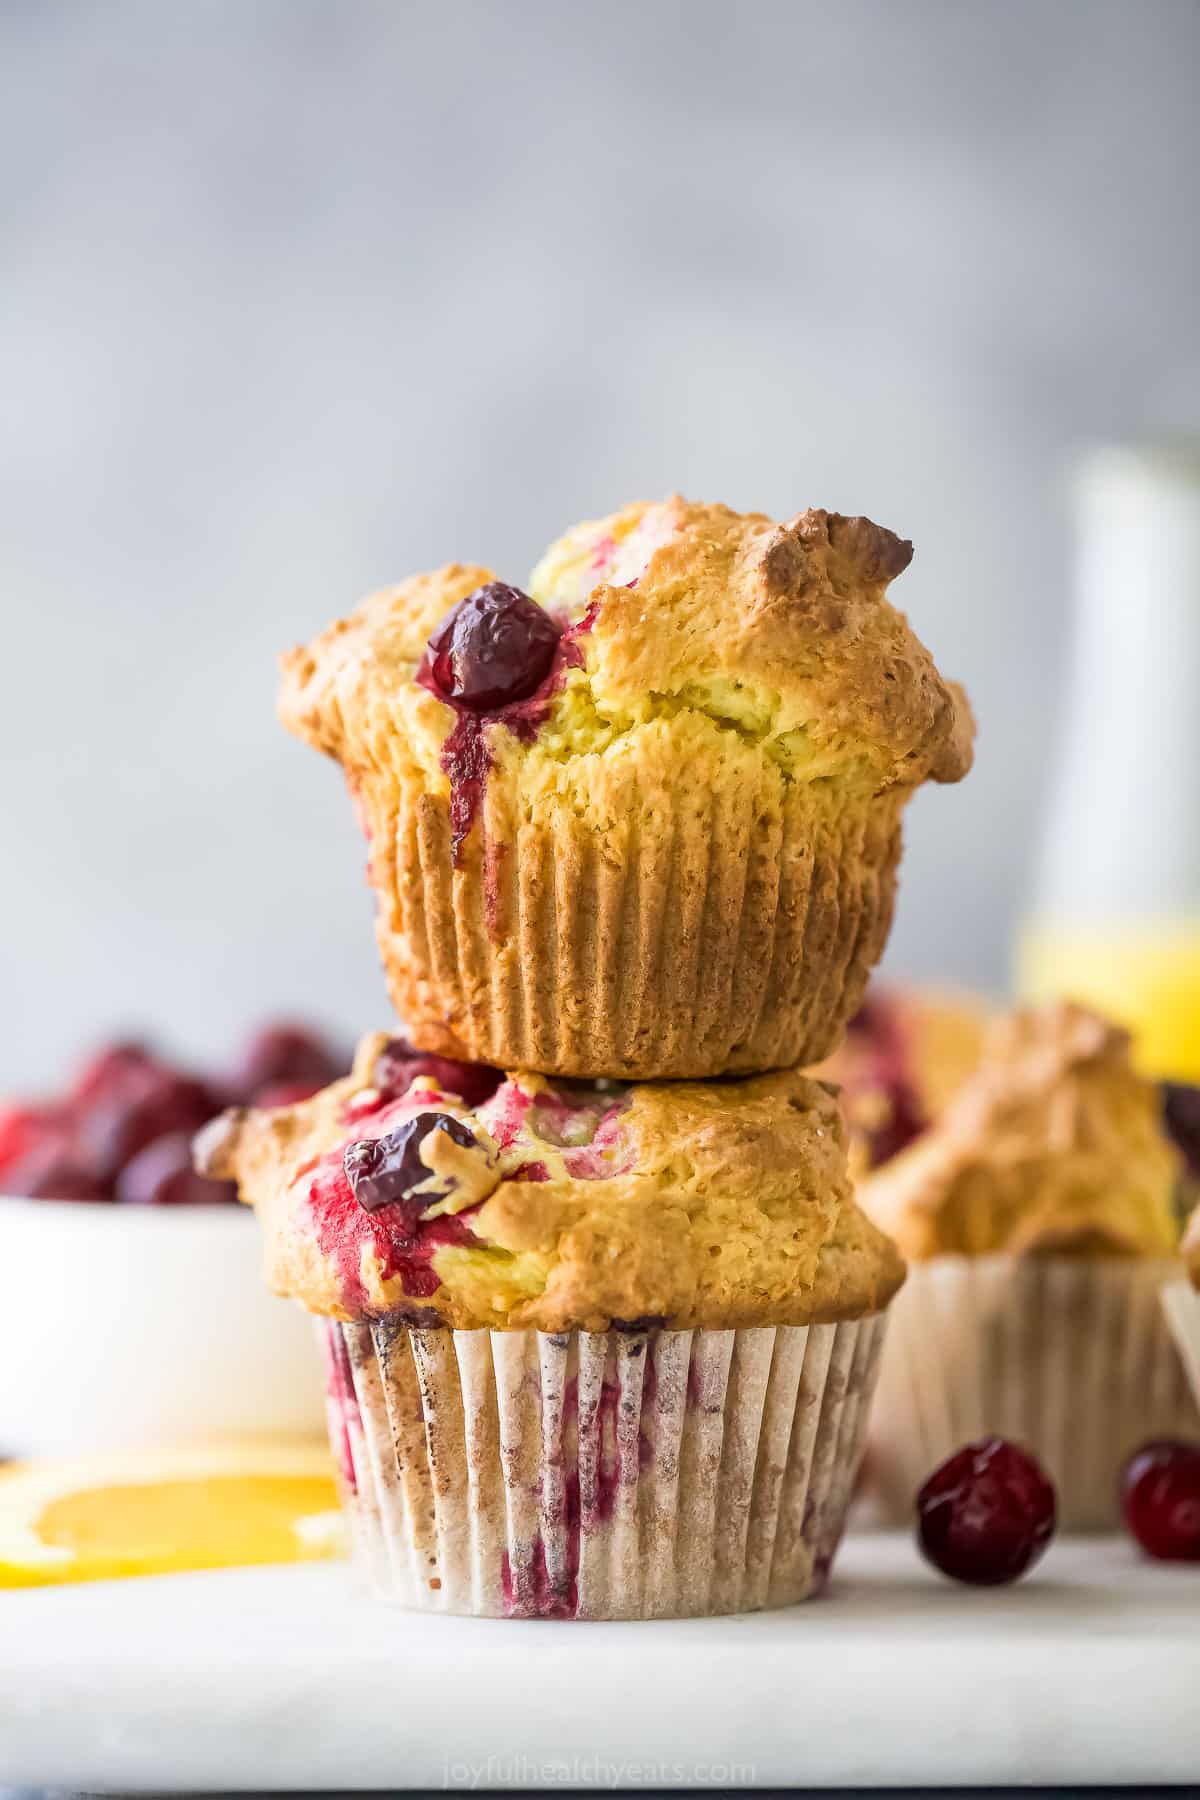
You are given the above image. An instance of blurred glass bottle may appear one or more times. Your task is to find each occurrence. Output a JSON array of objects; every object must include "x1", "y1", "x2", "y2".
[{"x1": 1020, "y1": 443, "x2": 1200, "y2": 1080}]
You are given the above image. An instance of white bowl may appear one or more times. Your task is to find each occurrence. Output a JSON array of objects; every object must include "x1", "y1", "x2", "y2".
[{"x1": 0, "y1": 1198, "x2": 324, "y2": 1456}]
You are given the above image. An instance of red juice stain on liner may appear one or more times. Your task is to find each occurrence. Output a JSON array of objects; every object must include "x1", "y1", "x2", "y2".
[
  {"x1": 501, "y1": 1535, "x2": 577, "y2": 1620},
  {"x1": 564, "y1": 1371, "x2": 650, "y2": 1528},
  {"x1": 417, "y1": 596, "x2": 596, "y2": 863},
  {"x1": 686, "y1": 1355, "x2": 723, "y2": 1413},
  {"x1": 503, "y1": 1357, "x2": 659, "y2": 1614},
  {"x1": 319, "y1": 1323, "x2": 361, "y2": 1494}
]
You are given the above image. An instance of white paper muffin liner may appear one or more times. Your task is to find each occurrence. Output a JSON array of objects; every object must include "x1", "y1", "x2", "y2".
[
  {"x1": 1162, "y1": 1280, "x2": 1200, "y2": 1411},
  {"x1": 316, "y1": 1313, "x2": 887, "y2": 1618},
  {"x1": 867, "y1": 1255, "x2": 1199, "y2": 1531}
]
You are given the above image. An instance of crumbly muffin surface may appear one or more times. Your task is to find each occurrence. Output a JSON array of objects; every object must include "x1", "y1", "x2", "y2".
[
  {"x1": 861, "y1": 1001, "x2": 1181, "y2": 1259},
  {"x1": 526, "y1": 498, "x2": 973, "y2": 784},
  {"x1": 282, "y1": 498, "x2": 972, "y2": 825},
  {"x1": 197, "y1": 1033, "x2": 904, "y2": 1330}
]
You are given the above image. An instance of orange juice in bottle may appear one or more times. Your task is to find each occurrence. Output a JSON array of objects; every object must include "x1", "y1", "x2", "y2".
[{"x1": 1019, "y1": 444, "x2": 1200, "y2": 1081}]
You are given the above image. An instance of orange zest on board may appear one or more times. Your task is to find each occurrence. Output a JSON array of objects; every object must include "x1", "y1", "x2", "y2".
[{"x1": 0, "y1": 1443, "x2": 342, "y2": 1587}]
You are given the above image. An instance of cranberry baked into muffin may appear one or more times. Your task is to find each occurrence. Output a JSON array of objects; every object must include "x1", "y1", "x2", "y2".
[
  {"x1": 198, "y1": 1033, "x2": 903, "y2": 1617},
  {"x1": 279, "y1": 499, "x2": 973, "y2": 1079},
  {"x1": 860, "y1": 1001, "x2": 1197, "y2": 1529}
]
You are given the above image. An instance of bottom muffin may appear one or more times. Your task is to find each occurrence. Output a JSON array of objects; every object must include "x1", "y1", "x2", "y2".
[
  {"x1": 322, "y1": 1315, "x2": 885, "y2": 1618},
  {"x1": 197, "y1": 1032, "x2": 903, "y2": 1617}
]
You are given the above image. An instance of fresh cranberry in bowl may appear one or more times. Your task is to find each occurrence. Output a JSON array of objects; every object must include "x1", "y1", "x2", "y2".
[
  {"x1": 427, "y1": 582, "x2": 560, "y2": 711},
  {"x1": 115, "y1": 1132, "x2": 238, "y2": 1206},
  {"x1": 69, "y1": 1040, "x2": 157, "y2": 1108},
  {"x1": 916, "y1": 1436, "x2": 1057, "y2": 1585},
  {"x1": 73, "y1": 1055, "x2": 218, "y2": 1184},
  {"x1": 0, "y1": 1103, "x2": 66, "y2": 1177},
  {"x1": 2, "y1": 1130, "x2": 109, "y2": 1201},
  {"x1": 228, "y1": 1022, "x2": 344, "y2": 1105},
  {"x1": 1121, "y1": 1440, "x2": 1200, "y2": 1561},
  {"x1": 1, "y1": 1022, "x2": 348, "y2": 1206}
]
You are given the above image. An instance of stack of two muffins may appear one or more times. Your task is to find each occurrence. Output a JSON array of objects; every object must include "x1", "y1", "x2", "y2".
[{"x1": 199, "y1": 498, "x2": 972, "y2": 1618}]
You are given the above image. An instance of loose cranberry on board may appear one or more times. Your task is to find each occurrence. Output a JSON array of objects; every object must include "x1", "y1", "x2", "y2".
[
  {"x1": 916, "y1": 1437, "x2": 1057, "y2": 1585},
  {"x1": 1121, "y1": 1441, "x2": 1200, "y2": 1562}
]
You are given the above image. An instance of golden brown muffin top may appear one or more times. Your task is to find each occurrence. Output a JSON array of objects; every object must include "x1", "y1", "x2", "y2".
[
  {"x1": 278, "y1": 497, "x2": 973, "y2": 799},
  {"x1": 860, "y1": 1001, "x2": 1181, "y2": 1259},
  {"x1": 196, "y1": 1032, "x2": 904, "y2": 1331}
]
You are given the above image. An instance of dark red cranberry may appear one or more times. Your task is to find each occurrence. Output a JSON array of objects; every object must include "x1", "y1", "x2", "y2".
[
  {"x1": 373, "y1": 1037, "x2": 502, "y2": 1108},
  {"x1": 3, "y1": 1130, "x2": 110, "y2": 1201},
  {"x1": 917, "y1": 1437, "x2": 1057, "y2": 1585},
  {"x1": 115, "y1": 1132, "x2": 239, "y2": 1206},
  {"x1": 69, "y1": 1040, "x2": 157, "y2": 1107},
  {"x1": 1162, "y1": 1083, "x2": 1200, "y2": 1182},
  {"x1": 427, "y1": 583, "x2": 560, "y2": 711},
  {"x1": 1121, "y1": 1440, "x2": 1200, "y2": 1561},
  {"x1": 344, "y1": 1112, "x2": 477, "y2": 1225},
  {"x1": 228, "y1": 1023, "x2": 344, "y2": 1103},
  {"x1": 74, "y1": 1060, "x2": 218, "y2": 1183}
]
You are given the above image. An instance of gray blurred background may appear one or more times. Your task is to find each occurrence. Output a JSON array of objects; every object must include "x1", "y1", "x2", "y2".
[{"x1": 3, "y1": 0, "x2": 1198, "y2": 1085}]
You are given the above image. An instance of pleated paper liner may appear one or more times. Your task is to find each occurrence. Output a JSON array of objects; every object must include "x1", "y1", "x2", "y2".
[
  {"x1": 1162, "y1": 1280, "x2": 1200, "y2": 1410},
  {"x1": 379, "y1": 765, "x2": 906, "y2": 1078},
  {"x1": 317, "y1": 1314, "x2": 888, "y2": 1618},
  {"x1": 867, "y1": 1256, "x2": 1200, "y2": 1531}
]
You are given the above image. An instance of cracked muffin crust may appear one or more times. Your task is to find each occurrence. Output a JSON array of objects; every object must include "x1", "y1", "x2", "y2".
[
  {"x1": 279, "y1": 497, "x2": 974, "y2": 1079},
  {"x1": 196, "y1": 1030, "x2": 905, "y2": 1332}
]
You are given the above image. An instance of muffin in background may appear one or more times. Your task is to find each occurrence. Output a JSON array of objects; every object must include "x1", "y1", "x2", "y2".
[
  {"x1": 859, "y1": 1000, "x2": 1197, "y2": 1530},
  {"x1": 197, "y1": 1031, "x2": 903, "y2": 1618},
  {"x1": 814, "y1": 984, "x2": 991, "y2": 1176},
  {"x1": 1163, "y1": 1210, "x2": 1200, "y2": 1411},
  {"x1": 278, "y1": 498, "x2": 973, "y2": 1079}
]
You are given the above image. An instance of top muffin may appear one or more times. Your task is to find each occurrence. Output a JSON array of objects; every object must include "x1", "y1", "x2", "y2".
[
  {"x1": 280, "y1": 498, "x2": 973, "y2": 1079},
  {"x1": 860, "y1": 1001, "x2": 1181, "y2": 1259}
]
